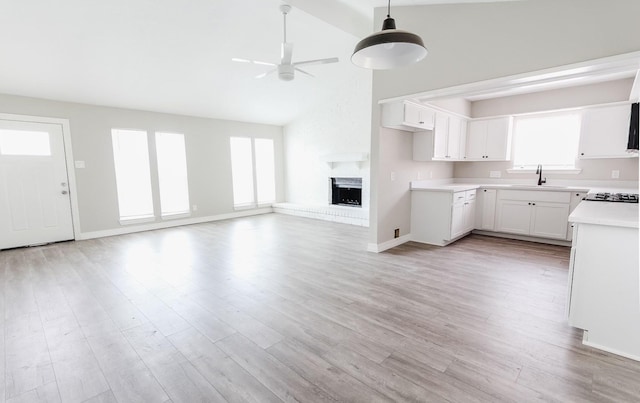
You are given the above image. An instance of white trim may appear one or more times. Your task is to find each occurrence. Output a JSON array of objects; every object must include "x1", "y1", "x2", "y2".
[
  {"x1": 378, "y1": 51, "x2": 640, "y2": 105},
  {"x1": 472, "y1": 230, "x2": 571, "y2": 247},
  {"x1": 119, "y1": 216, "x2": 156, "y2": 225},
  {"x1": 367, "y1": 234, "x2": 412, "y2": 253},
  {"x1": 0, "y1": 113, "x2": 82, "y2": 240},
  {"x1": 506, "y1": 168, "x2": 582, "y2": 174},
  {"x1": 161, "y1": 212, "x2": 191, "y2": 220},
  {"x1": 77, "y1": 207, "x2": 273, "y2": 240},
  {"x1": 582, "y1": 331, "x2": 640, "y2": 362}
]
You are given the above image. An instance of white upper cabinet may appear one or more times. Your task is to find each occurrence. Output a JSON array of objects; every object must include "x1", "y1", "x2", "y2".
[
  {"x1": 414, "y1": 111, "x2": 468, "y2": 161},
  {"x1": 579, "y1": 104, "x2": 636, "y2": 159},
  {"x1": 382, "y1": 101, "x2": 435, "y2": 132},
  {"x1": 465, "y1": 117, "x2": 513, "y2": 161},
  {"x1": 432, "y1": 112, "x2": 449, "y2": 159}
]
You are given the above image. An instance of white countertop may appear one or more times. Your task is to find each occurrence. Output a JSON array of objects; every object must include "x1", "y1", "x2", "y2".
[
  {"x1": 569, "y1": 201, "x2": 639, "y2": 229},
  {"x1": 410, "y1": 182, "x2": 591, "y2": 193}
]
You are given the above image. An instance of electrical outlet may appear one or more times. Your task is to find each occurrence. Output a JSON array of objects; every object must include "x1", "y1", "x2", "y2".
[
  {"x1": 394, "y1": 228, "x2": 400, "y2": 238},
  {"x1": 611, "y1": 170, "x2": 620, "y2": 179},
  {"x1": 489, "y1": 170, "x2": 501, "y2": 178},
  {"x1": 391, "y1": 171, "x2": 396, "y2": 181},
  {"x1": 192, "y1": 204, "x2": 198, "y2": 211},
  {"x1": 429, "y1": 171, "x2": 433, "y2": 179}
]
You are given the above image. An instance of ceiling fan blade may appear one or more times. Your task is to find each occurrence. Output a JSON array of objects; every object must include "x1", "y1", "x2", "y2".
[
  {"x1": 294, "y1": 68, "x2": 314, "y2": 78},
  {"x1": 281, "y1": 43, "x2": 293, "y2": 65},
  {"x1": 255, "y1": 68, "x2": 277, "y2": 79},
  {"x1": 292, "y1": 57, "x2": 339, "y2": 67},
  {"x1": 232, "y1": 58, "x2": 276, "y2": 66}
]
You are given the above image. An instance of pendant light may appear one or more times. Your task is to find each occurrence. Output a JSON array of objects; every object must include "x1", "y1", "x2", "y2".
[{"x1": 351, "y1": 0, "x2": 428, "y2": 70}]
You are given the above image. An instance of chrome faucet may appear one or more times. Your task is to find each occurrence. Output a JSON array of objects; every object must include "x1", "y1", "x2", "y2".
[{"x1": 536, "y1": 164, "x2": 546, "y2": 186}]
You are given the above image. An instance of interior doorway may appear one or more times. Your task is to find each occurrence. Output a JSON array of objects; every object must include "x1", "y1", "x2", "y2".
[{"x1": 0, "y1": 119, "x2": 75, "y2": 249}]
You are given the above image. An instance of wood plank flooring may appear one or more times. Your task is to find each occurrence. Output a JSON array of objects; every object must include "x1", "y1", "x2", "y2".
[{"x1": 1, "y1": 213, "x2": 639, "y2": 402}]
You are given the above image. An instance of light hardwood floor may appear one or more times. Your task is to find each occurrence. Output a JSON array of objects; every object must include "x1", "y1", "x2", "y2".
[{"x1": 1, "y1": 213, "x2": 639, "y2": 402}]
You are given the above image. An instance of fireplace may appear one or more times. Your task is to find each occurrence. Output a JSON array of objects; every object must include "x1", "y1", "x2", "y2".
[{"x1": 330, "y1": 177, "x2": 362, "y2": 207}]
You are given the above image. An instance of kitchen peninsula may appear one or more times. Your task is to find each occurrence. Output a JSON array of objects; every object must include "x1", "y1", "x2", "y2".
[{"x1": 567, "y1": 200, "x2": 640, "y2": 360}]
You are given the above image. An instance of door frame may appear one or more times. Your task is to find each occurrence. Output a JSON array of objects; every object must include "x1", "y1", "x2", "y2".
[{"x1": 0, "y1": 112, "x2": 81, "y2": 240}]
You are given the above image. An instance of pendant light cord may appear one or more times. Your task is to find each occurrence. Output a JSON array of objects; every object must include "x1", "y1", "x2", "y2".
[
  {"x1": 387, "y1": 0, "x2": 391, "y2": 18},
  {"x1": 283, "y1": 10, "x2": 287, "y2": 43}
]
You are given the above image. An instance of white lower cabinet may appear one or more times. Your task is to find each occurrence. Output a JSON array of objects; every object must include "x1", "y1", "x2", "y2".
[
  {"x1": 529, "y1": 202, "x2": 571, "y2": 239},
  {"x1": 567, "y1": 192, "x2": 587, "y2": 240},
  {"x1": 495, "y1": 190, "x2": 570, "y2": 240},
  {"x1": 411, "y1": 189, "x2": 476, "y2": 246},
  {"x1": 475, "y1": 188, "x2": 497, "y2": 230}
]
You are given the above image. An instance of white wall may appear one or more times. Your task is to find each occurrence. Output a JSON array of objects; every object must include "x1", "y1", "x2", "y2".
[
  {"x1": 457, "y1": 78, "x2": 639, "y2": 182},
  {"x1": 369, "y1": 0, "x2": 640, "y2": 247},
  {"x1": 283, "y1": 39, "x2": 373, "y2": 209},
  {"x1": 0, "y1": 93, "x2": 284, "y2": 235}
]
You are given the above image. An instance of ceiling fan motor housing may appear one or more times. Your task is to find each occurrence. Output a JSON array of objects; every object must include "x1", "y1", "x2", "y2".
[{"x1": 278, "y1": 64, "x2": 295, "y2": 81}]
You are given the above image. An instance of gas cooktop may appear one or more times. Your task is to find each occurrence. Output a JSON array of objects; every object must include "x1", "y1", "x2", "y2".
[{"x1": 583, "y1": 192, "x2": 639, "y2": 203}]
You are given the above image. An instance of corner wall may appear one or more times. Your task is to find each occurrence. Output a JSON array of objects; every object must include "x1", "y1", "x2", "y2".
[{"x1": 283, "y1": 33, "x2": 373, "y2": 209}]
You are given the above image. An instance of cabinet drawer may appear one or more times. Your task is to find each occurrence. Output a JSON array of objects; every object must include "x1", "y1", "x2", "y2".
[
  {"x1": 497, "y1": 190, "x2": 570, "y2": 203},
  {"x1": 465, "y1": 190, "x2": 476, "y2": 201},
  {"x1": 453, "y1": 191, "x2": 466, "y2": 204}
]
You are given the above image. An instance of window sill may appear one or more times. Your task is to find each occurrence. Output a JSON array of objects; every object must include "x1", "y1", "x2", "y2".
[
  {"x1": 161, "y1": 212, "x2": 191, "y2": 220},
  {"x1": 119, "y1": 215, "x2": 156, "y2": 225},
  {"x1": 507, "y1": 168, "x2": 582, "y2": 174}
]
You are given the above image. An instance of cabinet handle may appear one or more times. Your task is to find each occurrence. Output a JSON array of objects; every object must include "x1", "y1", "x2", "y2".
[
  {"x1": 419, "y1": 121, "x2": 424, "y2": 124},
  {"x1": 484, "y1": 189, "x2": 487, "y2": 192},
  {"x1": 532, "y1": 203, "x2": 536, "y2": 206},
  {"x1": 580, "y1": 152, "x2": 584, "y2": 156},
  {"x1": 528, "y1": 202, "x2": 531, "y2": 205}
]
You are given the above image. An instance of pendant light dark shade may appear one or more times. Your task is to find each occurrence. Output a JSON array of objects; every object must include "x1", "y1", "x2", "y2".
[{"x1": 351, "y1": 2, "x2": 427, "y2": 69}]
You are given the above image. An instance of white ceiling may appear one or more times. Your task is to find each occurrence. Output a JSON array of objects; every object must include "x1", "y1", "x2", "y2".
[{"x1": 0, "y1": 0, "x2": 526, "y2": 126}]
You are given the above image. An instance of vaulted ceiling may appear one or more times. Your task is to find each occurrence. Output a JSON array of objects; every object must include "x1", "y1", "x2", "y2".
[{"x1": 0, "y1": 0, "x2": 521, "y2": 125}]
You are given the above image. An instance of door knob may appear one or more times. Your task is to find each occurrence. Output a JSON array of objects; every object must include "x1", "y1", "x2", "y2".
[{"x1": 61, "y1": 190, "x2": 68, "y2": 195}]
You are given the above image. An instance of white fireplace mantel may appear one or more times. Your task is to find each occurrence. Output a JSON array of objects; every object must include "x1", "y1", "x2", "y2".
[{"x1": 320, "y1": 152, "x2": 369, "y2": 168}]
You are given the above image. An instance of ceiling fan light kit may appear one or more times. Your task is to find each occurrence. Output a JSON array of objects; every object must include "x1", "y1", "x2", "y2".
[
  {"x1": 232, "y1": 4, "x2": 339, "y2": 81},
  {"x1": 352, "y1": 0, "x2": 427, "y2": 70}
]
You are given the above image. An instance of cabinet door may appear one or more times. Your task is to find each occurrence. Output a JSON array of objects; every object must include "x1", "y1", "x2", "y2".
[
  {"x1": 432, "y1": 112, "x2": 449, "y2": 159},
  {"x1": 566, "y1": 192, "x2": 587, "y2": 241},
  {"x1": 447, "y1": 116, "x2": 462, "y2": 159},
  {"x1": 463, "y1": 200, "x2": 476, "y2": 233},
  {"x1": 465, "y1": 120, "x2": 487, "y2": 160},
  {"x1": 530, "y1": 202, "x2": 570, "y2": 239},
  {"x1": 479, "y1": 189, "x2": 497, "y2": 230},
  {"x1": 450, "y1": 202, "x2": 466, "y2": 239},
  {"x1": 485, "y1": 117, "x2": 512, "y2": 161},
  {"x1": 579, "y1": 105, "x2": 632, "y2": 159},
  {"x1": 496, "y1": 200, "x2": 531, "y2": 235},
  {"x1": 403, "y1": 102, "x2": 423, "y2": 127},
  {"x1": 459, "y1": 119, "x2": 468, "y2": 160}
]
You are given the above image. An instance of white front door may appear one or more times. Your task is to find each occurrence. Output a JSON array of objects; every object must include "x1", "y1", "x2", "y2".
[{"x1": 0, "y1": 120, "x2": 74, "y2": 249}]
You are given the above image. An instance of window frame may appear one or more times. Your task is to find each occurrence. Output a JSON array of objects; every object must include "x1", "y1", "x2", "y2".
[
  {"x1": 111, "y1": 128, "x2": 156, "y2": 224},
  {"x1": 508, "y1": 110, "x2": 583, "y2": 174},
  {"x1": 155, "y1": 131, "x2": 191, "y2": 219},
  {"x1": 229, "y1": 136, "x2": 276, "y2": 210}
]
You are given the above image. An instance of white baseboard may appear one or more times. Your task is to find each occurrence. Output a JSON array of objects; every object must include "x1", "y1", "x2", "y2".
[
  {"x1": 76, "y1": 208, "x2": 273, "y2": 240},
  {"x1": 472, "y1": 230, "x2": 572, "y2": 247},
  {"x1": 367, "y1": 234, "x2": 412, "y2": 253},
  {"x1": 582, "y1": 331, "x2": 640, "y2": 362}
]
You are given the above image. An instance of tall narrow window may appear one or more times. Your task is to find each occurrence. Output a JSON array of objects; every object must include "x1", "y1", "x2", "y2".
[
  {"x1": 254, "y1": 138, "x2": 276, "y2": 204},
  {"x1": 229, "y1": 137, "x2": 276, "y2": 208},
  {"x1": 155, "y1": 132, "x2": 190, "y2": 217},
  {"x1": 111, "y1": 129, "x2": 154, "y2": 221},
  {"x1": 513, "y1": 112, "x2": 581, "y2": 170}
]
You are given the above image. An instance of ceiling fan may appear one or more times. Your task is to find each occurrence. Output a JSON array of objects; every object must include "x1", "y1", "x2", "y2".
[{"x1": 232, "y1": 4, "x2": 339, "y2": 81}]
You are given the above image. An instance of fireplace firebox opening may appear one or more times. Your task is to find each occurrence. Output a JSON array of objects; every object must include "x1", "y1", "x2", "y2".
[{"x1": 330, "y1": 177, "x2": 362, "y2": 207}]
